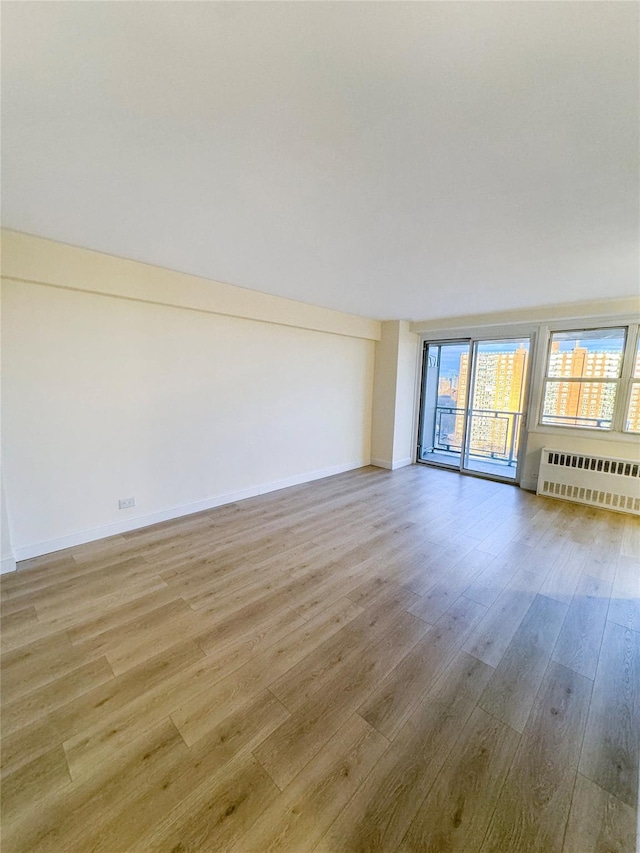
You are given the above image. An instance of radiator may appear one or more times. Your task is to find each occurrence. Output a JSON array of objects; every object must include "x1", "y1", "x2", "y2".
[{"x1": 537, "y1": 448, "x2": 640, "y2": 515}]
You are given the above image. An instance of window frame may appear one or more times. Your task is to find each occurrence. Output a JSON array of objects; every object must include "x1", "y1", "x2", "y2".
[{"x1": 622, "y1": 327, "x2": 640, "y2": 434}]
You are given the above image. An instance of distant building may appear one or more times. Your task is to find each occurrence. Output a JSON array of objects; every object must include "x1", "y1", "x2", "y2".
[
  {"x1": 543, "y1": 341, "x2": 621, "y2": 428},
  {"x1": 453, "y1": 345, "x2": 528, "y2": 457}
]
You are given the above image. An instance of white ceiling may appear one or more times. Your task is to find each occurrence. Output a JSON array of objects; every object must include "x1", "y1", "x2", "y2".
[{"x1": 2, "y1": 2, "x2": 638, "y2": 321}]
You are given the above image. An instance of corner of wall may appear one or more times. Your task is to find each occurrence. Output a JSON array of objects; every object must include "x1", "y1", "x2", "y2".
[
  {"x1": 371, "y1": 320, "x2": 419, "y2": 470},
  {"x1": 371, "y1": 322, "x2": 401, "y2": 464},
  {"x1": 1, "y1": 556, "x2": 17, "y2": 574},
  {"x1": 1, "y1": 478, "x2": 16, "y2": 573},
  {"x1": 392, "y1": 322, "x2": 419, "y2": 464},
  {"x1": 519, "y1": 477, "x2": 538, "y2": 493},
  {"x1": 370, "y1": 458, "x2": 393, "y2": 470}
]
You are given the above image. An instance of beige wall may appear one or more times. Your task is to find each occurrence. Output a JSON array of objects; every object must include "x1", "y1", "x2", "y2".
[
  {"x1": 1, "y1": 479, "x2": 14, "y2": 572},
  {"x1": 370, "y1": 322, "x2": 399, "y2": 468},
  {"x1": 392, "y1": 321, "x2": 420, "y2": 465},
  {"x1": 2, "y1": 230, "x2": 380, "y2": 342},
  {"x1": 371, "y1": 320, "x2": 419, "y2": 469},
  {"x1": 1, "y1": 233, "x2": 379, "y2": 560}
]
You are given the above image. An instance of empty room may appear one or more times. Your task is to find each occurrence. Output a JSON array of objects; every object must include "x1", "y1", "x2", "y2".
[{"x1": 1, "y1": 2, "x2": 639, "y2": 852}]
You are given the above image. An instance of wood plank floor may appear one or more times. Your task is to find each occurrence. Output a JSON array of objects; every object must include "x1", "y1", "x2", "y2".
[{"x1": 1, "y1": 464, "x2": 638, "y2": 853}]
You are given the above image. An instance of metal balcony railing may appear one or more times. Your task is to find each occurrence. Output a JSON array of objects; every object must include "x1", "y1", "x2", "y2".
[{"x1": 432, "y1": 406, "x2": 524, "y2": 466}]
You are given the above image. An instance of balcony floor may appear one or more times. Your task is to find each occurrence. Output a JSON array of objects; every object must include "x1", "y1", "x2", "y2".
[{"x1": 419, "y1": 449, "x2": 519, "y2": 480}]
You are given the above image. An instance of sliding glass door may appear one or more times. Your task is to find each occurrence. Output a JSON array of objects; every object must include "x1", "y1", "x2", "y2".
[
  {"x1": 418, "y1": 341, "x2": 471, "y2": 470},
  {"x1": 417, "y1": 336, "x2": 531, "y2": 482}
]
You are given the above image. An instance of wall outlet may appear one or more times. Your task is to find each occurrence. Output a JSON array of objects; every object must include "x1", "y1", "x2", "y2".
[{"x1": 118, "y1": 497, "x2": 136, "y2": 510}]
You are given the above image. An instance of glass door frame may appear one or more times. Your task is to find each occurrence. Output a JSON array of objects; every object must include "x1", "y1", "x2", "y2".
[
  {"x1": 416, "y1": 338, "x2": 471, "y2": 472},
  {"x1": 416, "y1": 333, "x2": 535, "y2": 486}
]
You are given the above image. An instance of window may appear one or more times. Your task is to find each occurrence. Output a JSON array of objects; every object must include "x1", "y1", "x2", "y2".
[
  {"x1": 625, "y1": 334, "x2": 640, "y2": 433},
  {"x1": 541, "y1": 328, "x2": 626, "y2": 430}
]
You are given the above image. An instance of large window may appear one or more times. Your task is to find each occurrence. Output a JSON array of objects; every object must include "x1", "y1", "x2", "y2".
[{"x1": 541, "y1": 328, "x2": 626, "y2": 430}]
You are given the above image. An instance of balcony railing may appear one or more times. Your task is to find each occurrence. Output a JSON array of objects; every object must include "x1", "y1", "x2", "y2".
[{"x1": 432, "y1": 406, "x2": 524, "y2": 467}]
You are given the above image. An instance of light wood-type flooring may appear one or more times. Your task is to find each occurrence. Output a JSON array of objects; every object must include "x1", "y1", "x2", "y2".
[{"x1": 1, "y1": 464, "x2": 638, "y2": 852}]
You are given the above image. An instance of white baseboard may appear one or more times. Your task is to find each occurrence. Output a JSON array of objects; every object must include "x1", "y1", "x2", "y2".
[
  {"x1": 1, "y1": 555, "x2": 17, "y2": 574},
  {"x1": 13, "y1": 460, "x2": 370, "y2": 562}
]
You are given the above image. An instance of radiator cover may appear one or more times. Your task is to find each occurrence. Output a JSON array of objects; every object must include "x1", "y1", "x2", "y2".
[{"x1": 537, "y1": 447, "x2": 640, "y2": 516}]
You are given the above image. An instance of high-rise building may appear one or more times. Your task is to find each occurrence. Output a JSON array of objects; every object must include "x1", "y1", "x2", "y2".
[
  {"x1": 454, "y1": 344, "x2": 528, "y2": 457},
  {"x1": 543, "y1": 341, "x2": 621, "y2": 428}
]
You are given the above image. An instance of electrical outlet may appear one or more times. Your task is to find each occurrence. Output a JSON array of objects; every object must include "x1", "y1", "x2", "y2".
[{"x1": 118, "y1": 497, "x2": 136, "y2": 510}]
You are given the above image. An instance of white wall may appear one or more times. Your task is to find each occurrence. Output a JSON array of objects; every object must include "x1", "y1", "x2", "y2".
[{"x1": 1, "y1": 233, "x2": 379, "y2": 560}]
